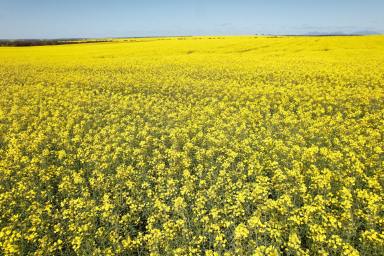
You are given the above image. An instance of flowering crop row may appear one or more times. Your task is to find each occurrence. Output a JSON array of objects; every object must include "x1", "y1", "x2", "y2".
[{"x1": 0, "y1": 36, "x2": 383, "y2": 255}]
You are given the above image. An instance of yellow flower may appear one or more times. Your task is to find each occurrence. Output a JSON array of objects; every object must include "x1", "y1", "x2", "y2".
[{"x1": 234, "y1": 223, "x2": 249, "y2": 240}]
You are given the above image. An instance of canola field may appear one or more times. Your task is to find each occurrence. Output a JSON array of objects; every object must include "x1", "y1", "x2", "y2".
[{"x1": 0, "y1": 36, "x2": 383, "y2": 255}]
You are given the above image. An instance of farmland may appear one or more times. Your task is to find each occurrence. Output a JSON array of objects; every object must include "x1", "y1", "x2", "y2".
[{"x1": 0, "y1": 36, "x2": 383, "y2": 255}]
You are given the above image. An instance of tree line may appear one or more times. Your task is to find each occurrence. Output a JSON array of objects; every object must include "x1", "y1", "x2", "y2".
[{"x1": 0, "y1": 39, "x2": 110, "y2": 47}]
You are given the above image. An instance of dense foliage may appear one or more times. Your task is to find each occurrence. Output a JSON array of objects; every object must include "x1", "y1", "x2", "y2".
[
  {"x1": 0, "y1": 36, "x2": 383, "y2": 255},
  {"x1": 0, "y1": 39, "x2": 110, "y2": 47}
]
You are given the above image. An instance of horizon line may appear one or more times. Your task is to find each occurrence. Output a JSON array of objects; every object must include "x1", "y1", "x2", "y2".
[{"x1": 1, "y1": 32, "x2": 383, "y2": 41}]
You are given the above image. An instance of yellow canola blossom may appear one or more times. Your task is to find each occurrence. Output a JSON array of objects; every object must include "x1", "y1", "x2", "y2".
[{"x1": 0, "y1": 36, "x2": 384, "y2": 255}]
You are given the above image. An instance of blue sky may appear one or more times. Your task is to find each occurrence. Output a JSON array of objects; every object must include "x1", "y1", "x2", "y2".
[{"x1": 0, "y1": 0, "x2": 383, "y2": 39}]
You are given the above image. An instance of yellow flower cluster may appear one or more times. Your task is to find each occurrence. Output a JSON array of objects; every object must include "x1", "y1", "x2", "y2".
[{"x1": 0, "y1": 36, "x2": 383, "y2": 255}]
